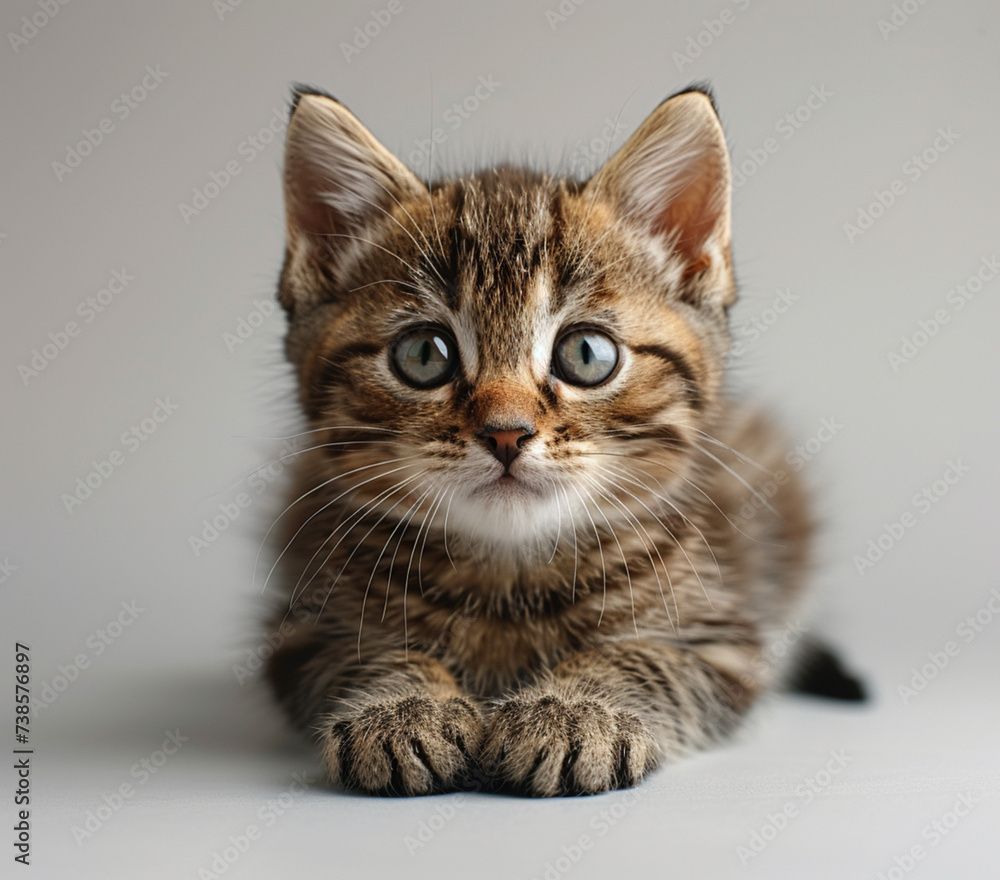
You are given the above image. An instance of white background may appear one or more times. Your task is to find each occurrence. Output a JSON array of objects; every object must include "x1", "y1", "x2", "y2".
[{"x1": 2, "y1": 0, "x2": 998, "y2": 877}]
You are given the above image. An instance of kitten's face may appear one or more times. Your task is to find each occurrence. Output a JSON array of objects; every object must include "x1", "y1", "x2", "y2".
[{"x1": 279, "y1": 90, "x2": 734, "y2": 558}]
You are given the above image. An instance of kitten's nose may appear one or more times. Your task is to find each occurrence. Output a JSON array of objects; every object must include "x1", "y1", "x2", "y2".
[{"x1": 476, "y1": 425, "x2": 534, "y2": 470}]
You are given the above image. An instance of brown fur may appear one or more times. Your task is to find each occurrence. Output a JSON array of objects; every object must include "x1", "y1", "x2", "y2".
[{"x1": 263, "y1": 86, "x2": 811, "y2": 796}]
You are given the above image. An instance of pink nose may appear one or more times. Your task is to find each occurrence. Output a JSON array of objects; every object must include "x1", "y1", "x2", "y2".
[{"x1": 477, "y1": 426, "x2": 534, "y2": 470}]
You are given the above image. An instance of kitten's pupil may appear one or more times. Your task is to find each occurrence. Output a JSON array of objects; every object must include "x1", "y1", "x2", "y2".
[
  {"x1": 394, "y1": 327, "x2": 457, "y2": 388},
  {"x1": 554, "y1": 329, "x2": 619, "y2": 387}
]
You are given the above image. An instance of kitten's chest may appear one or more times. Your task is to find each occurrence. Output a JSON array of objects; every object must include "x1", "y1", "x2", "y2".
[
  {"x1": 401, "y1": 566, "x2": 640, "y2": 696},
  {"x1": 415, "y1": 606, "x2": 578, "y2": 696}
]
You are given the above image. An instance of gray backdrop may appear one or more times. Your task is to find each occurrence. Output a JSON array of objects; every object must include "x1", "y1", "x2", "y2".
[{"x1": 3, "y1": 0, "x2": 998, "y2": 877}]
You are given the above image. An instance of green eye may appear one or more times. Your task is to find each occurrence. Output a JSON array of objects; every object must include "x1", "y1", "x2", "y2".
[
  {"x1": 553, "y1": 329, "x2": 619, "y2": 387},
  {"x1": 393, "y1": 327, "x2": 458, "y2": 388}
]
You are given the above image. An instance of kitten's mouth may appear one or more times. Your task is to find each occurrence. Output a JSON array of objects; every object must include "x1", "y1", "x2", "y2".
[{"x1": 476, "y1": 468, "x2": 544, "y2": 499}]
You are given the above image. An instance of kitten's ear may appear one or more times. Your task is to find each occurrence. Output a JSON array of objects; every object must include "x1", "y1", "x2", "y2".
[
  {"x1": 585, "y1": 88, "x2": 733, "y2": 303},
  {"x1": 281, "y1": 88, "x2": 427, "y2": 305}
]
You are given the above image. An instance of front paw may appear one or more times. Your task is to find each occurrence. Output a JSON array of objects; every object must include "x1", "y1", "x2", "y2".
[
  {"x1": 321, "y1": 695, "x2": 482, "y2": 796},
  {"x1": 481, "y1": 694, "x2": 659, "y2": 796}
]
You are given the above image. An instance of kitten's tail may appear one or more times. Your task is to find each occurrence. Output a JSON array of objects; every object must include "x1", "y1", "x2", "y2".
[{"x1": 786, "y1": 640, "x2": 868, "y2": 702}]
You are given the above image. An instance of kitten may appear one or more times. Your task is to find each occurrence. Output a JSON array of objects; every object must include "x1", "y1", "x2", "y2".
[{"x1": 263, "y1": 84, "x2": 855, "y2": 797}]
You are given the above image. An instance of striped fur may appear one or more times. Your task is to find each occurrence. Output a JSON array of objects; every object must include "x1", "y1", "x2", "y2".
[{"x1": 264, "y1": 86, "x2": 811, "y2": 796}]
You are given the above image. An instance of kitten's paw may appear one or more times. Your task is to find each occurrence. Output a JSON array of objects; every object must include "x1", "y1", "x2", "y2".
[
  {"x1": 321, "y1": 695, "x2": 482, "y2": 796},
  {"x1": 481, "y1": 694, "x2": 658, "y2": 797}
]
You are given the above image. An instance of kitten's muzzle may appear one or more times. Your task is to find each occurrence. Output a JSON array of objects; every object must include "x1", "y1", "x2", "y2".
[{"x1": 476, "y1": 425, "x2": 535, "y2": 471}]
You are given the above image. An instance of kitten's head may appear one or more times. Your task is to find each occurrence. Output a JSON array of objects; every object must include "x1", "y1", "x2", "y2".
[{"x1": 278, "y1": 86, "x2": 735, "y2": 559}]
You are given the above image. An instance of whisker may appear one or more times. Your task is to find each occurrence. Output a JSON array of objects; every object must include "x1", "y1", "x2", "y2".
[
  {"x1": 690, "y1": 442, "x2": 777, "y2": 515},
  {"x1": 349, "y1": 278, "x2": 426, "y2": 295},
  {"x1": 311, "y1": 474, "x2": 427, "y2": 627},
  {"x1": 415, "y1": 485, "x2": 449, "y2": 596},
  {"x1": 220, "y1": 439, "x2": 400, "y2": 499},
  {"x1": 442, "y1": 486, "x2": 459, "y2": 570},
  {"x1": 546, "y1": 484, "x2": 563, "y2": 565},
  {"x1": 314, "y1": 232, "x2": 425, "y2": 281},
  {"x1": 593, "y1": 463, "x2": 717, "y2": 611},
  {"x1": 686, "y1": 426, "x2": 772, "y2": 474},
  {"x1": 583, "y1": 473, "x2": 678, "y2": 631},
  {"x1": 356, "y1": 484, "x2": 427, "y2": 658},
  {"x1": 579, "y1": 481, "x2": 638, "y2": 637},
  {"x1": 558, "y1": 485, "x2": 580, "y2": 602},
  {"x1": 596, "y1": 463, "x2": 723, "y2": 593},
  {"x1": 350, "y1": 189, "x2": 449, "y2": 290},
  {"x1": 615, "y1": 457, "x2": 770, "y2": 545},
  {"x1": 383, "y1": 485, "x2": 434, "y2": 623},
  {"x1": 256, "y1": 457, "x2": 421, "y2": 595},
  {"x1": 404, "y1": 486, "x2": 445, "y2": 651},
  {"x1": 233, "y1": 425, "x2": 403, "y2": 442},
  {"x1": 570, "y1": 484, "x2": 606, "y2": 622},
  {"x1": 284, "y1": 470, "x2": 426, "y2": 617},
  {"x1": 573, "y1": 485, "x2": 610, "y2": 626}
]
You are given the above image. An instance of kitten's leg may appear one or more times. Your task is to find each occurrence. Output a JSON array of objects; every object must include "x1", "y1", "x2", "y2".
[
  {"x1": 481, "y1": 640, "x2": 750, "y2": 796},
  {"x1": 269, "y1": 641, "x2": 483, "y2": 795}
]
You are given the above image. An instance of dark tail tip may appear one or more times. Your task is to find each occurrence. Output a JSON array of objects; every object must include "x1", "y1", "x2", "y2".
[{"x1": 788, "y1": 641, "x2": 868, "y2": 702}]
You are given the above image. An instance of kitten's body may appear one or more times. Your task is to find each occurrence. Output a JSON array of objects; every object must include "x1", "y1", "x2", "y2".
[{"x1": 265, "y1": 88, "x2": 820, "y2": 796}]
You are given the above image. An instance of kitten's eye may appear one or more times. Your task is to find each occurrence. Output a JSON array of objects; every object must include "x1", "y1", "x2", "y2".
[
  {"x1": 392, "y1": 327, "x2": 459, "y2": 388},
  {"x1": 553, "y1": 329, "x2": 619, "y2": 387}
]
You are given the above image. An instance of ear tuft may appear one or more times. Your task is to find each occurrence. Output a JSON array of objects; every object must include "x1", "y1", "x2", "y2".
[
  {"x1": 289, "y1": 83, "x2": 341, "y2": 114},
  {"x1": 585, "y1": 88, "x2": 732, "y2": 290},
  {"x1": 281, "y1": 91, "x2": 427, "y2": 302}
]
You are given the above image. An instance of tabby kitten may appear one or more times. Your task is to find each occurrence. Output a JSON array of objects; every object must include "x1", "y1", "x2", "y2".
[{"x1": 264, "y1": 85, "x2": 819, "y2": 797}]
